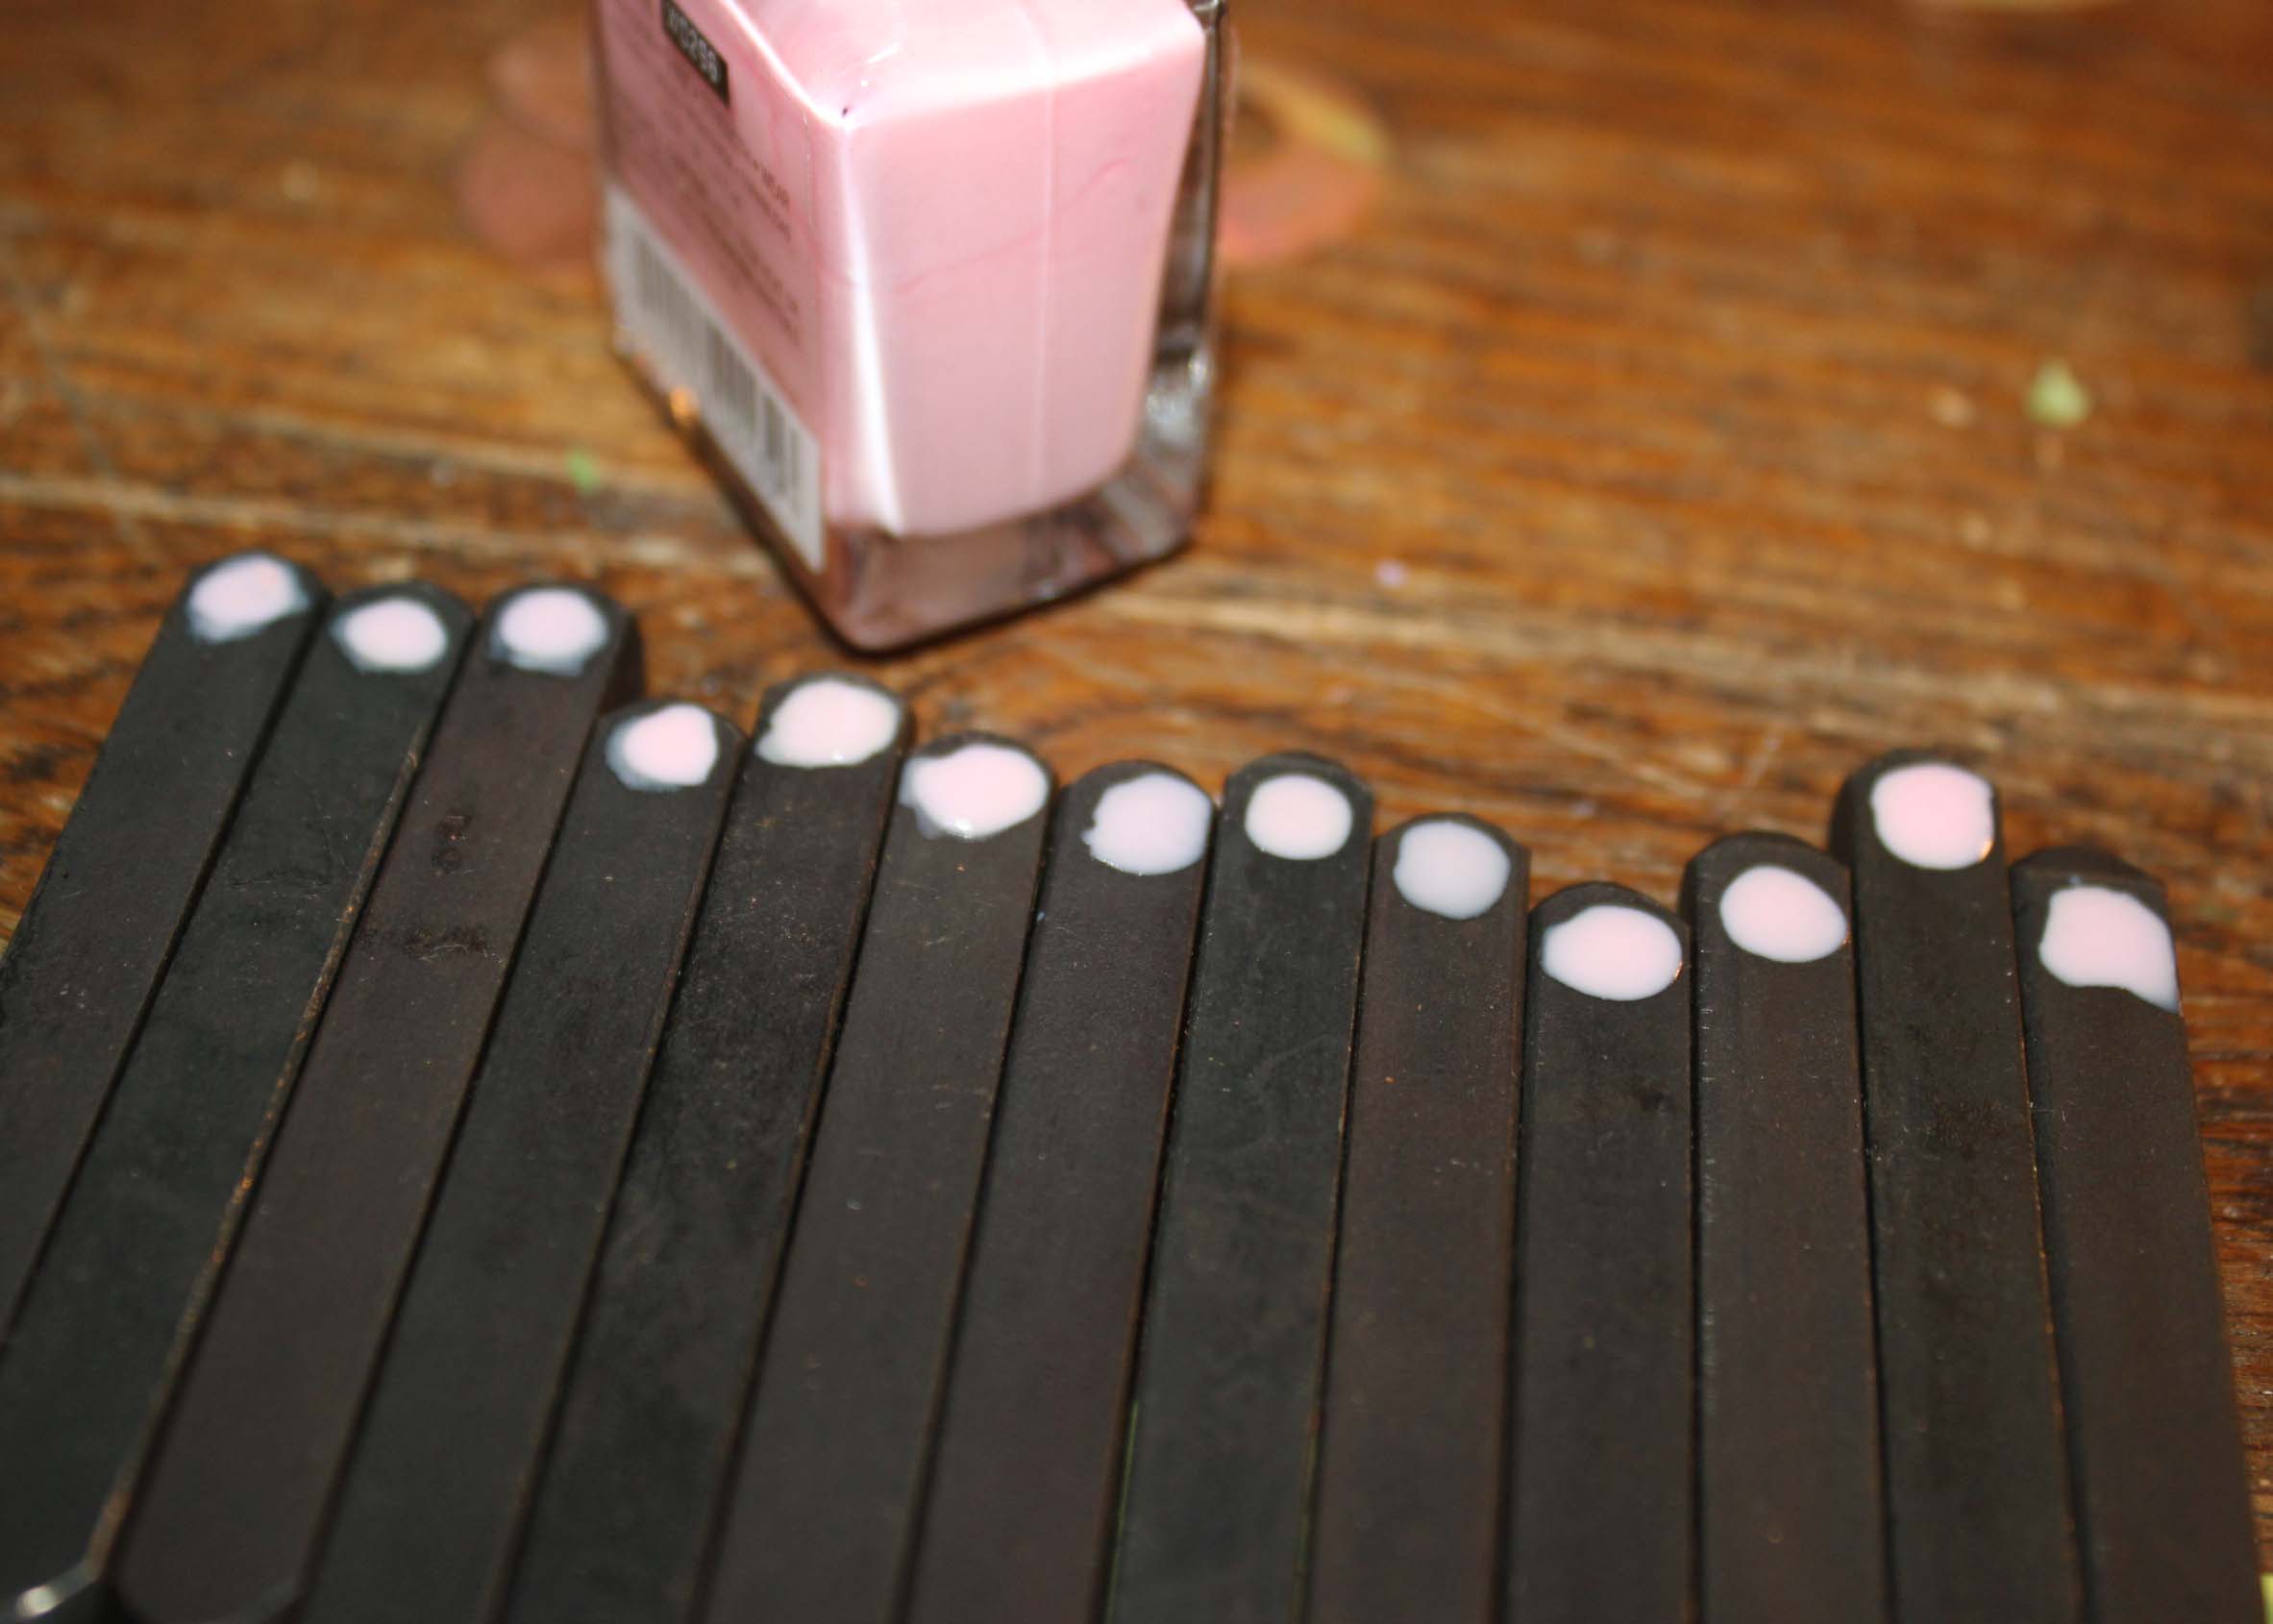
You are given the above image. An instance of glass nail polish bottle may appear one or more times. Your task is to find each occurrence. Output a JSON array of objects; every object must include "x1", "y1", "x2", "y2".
[{"x1": 593, "y1": 0, "x2": 1227, "y2": 649}]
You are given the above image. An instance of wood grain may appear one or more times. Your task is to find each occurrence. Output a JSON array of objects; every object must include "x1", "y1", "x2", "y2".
[{"x1": 2, "y1": 0, "x2": 2268, "y2": 1559}]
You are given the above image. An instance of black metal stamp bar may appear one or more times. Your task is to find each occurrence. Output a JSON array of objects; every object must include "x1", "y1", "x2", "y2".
[
  {"x1": 0, "y1": 584, "x2": 468, "y2": 1622},
  {"x1": 903, "y1": 762, "x2": 1213, "y2": 1624},
  {"x1": 2010, "y1": 848, "x2": 2259, "y2": 1624},
  {"x1": 698, "y1": 735, "x2": 1051, "y2": 1624},
  {"x1": 1308, "y1": 814, "x2": 1527, "y2": 1624},
  {"x1": 1505, "y1": 881, "x2": 1692, "y2": 1624},
  {"x1": 107, "y1": 584, "x2": 640, "y2": 1624},
  {"x1": 1106, "y1": 752, "x2": 1372, "y2": 1624},
  {"x1": 1830, "y1": 750, "x2": 2080, "y2": 1624},
  {"x1": 0, "y1": 552, "x2": 324, "y2": 1327},
  {"x1": 299, "y1": 701, "x2": 741, "y2": 1624},
  {"x1": 502, "y1": 675, "x2": 905, "y2": 1624},
  {"x1": 1681, "y1": 833, "x2": 1887, "y2": 1624}
]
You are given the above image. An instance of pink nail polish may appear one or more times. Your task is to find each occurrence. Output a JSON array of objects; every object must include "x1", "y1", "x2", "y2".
[{"x1": 593, "y1": 0, "x2": 1227, "y2": 649}]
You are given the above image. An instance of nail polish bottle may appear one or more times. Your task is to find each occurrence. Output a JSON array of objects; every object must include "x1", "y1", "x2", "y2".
[{"x1": 593, "y1": 0, "x2": 1227, "y2": 648}]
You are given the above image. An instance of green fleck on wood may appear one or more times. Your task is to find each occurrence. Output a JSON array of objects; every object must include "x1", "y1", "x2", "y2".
[{"x1": 2026, "y1": 359, "x2": 2093, "y2": 430}]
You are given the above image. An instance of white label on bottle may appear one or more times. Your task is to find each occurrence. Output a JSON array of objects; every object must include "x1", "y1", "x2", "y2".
[{"x1": 604, "y1": 183, "x2": 824, "y2": 570}]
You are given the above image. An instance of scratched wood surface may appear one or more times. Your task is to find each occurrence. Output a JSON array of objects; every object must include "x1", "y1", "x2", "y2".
[{"x1": 2, "y1": 0, "x2": 2269, "y2": 1559}]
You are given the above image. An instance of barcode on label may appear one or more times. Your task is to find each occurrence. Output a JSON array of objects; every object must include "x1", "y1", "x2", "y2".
[{"x1": 604, "y1": 185, "x2": 824, "y2": 569}]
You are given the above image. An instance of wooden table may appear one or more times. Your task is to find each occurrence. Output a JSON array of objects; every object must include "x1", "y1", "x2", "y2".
[{"x1": 3, "y1": 0, "x2": 2268, "y2": 1562}]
